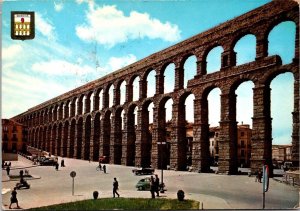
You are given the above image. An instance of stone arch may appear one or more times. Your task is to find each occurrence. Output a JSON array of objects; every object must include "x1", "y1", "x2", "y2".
[
  {"x1": 51, "y1": 124, "x2": 57, "y2": 155},
  {"x1": 76, "y1": 117, "x2": 83, "y2": 159},
  {"x1": 62, "y1": 121, "x2": 69, "y2": 157},
  {"x1": 69, "y1": 119, "x2": 76, "y2": 158},
  {"x1": 139, "y1": 99, "x2": 154, "y2": 167},
  {"x1": 267, "y1": 20, "x2": 297, "y2": 64},
  {"x1": 102, "y1": 110, "x2": 112, "y2": 161},
  {"x1": 128, "y1": 74, "x2": 140, "y2": 102},
  {"x1": 85, "y1": 91, "x2": 93, "y2": 114},
  {"x1": 232, "y1": 33, "x2": 257, "y2": 65},
  {"x1": 93, "y1": 112, "x2": 101, "y2": 161},
  {"x1": 42, "y1": 126, "x2": 47, "y2": 150},
  {"x1": 144, "y1": 68, "x2": 156, "y2": 98},
  {"x1": 161, "y1": 62, "x2": 175, "y2": 94},
  {"x1": 176, "y1": 91, "x2": 196, "y2": 170},
  {"x1": 181, "y1": 54, "x2": 197, "y2": 89},
  {"x1": 57, "y1": 122, "x2": 63, "y2": 156},
  {"x1": 94, "y1": 87, "x2": 104, "y2": 111},
  {"x1": 112, "y1": 107, "x2": 123, "y2": 164},
  {"x1": 117, "y1": 79, "x2": 127, "y2": 105},
  {"x1": 156, "y1": 96, "x2": 174, "y2": 169},
  {"x1": 84, "y1": 115, "x2": 91, "y2": 160},
  {"x1": 203, "y1": 45, "x2": 224, "y2": 74},
  {"x1": 123, "y1": 103, "x2": 138, "y2": 166},
  {"x1": 46, "y1": 125, "x2": 51, "y2": 152}
]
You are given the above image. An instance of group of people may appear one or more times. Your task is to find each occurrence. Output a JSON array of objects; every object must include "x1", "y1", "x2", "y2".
[
  {"x1": 98, "y1": 162, "x2": 107, "y2": 173},
  {"x1": 150, "y1": 175, "x2": 160, "y2": 198}
]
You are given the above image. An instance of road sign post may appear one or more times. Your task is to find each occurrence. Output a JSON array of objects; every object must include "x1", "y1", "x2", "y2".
[
  {"x1": 157, "y1": 142, "x2": 166, "y2": 193},
  {"x1": 262, "y1": 165, "x2": 269, "y2": 209},
  {"x1": 70, "y1": 171, "x2": 76, "y2": 196}
]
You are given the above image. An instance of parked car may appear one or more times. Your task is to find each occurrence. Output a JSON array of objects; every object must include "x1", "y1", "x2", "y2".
[
  {"x1": 135, "y1": 177, "x2": 151, "y2": 191},
  {"x1": 132, "y1": 167, "x2": 154, "y2": 175},
  {"x1": 39, "y1": 158, "x2": 57, "y2": 166}
]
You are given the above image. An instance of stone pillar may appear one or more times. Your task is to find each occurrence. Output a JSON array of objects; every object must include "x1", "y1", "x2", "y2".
[
  {"x1": 126, "y1": 84, "x2": 133, "y2": 103},
  {"x1": 255, "y1": 34, "x2": 268, "y2": 60},
  {"x1": 292, "y1": 78, "x2": 299, "y2": 167},
  {"x1": 58, "y1": 106, "x2": 63, "y2": 120},
  {"x1": 250, "y1": 84, "x2": 273, "y2": 176},
  {"x1": 81, "y1": 119, "x2": 88, "y2": 160},
  {"x1": 77, "y1": 98, "x2": 83, "y2": 115},
  {"x1": 84, "y1": 97, "x2": 91, "y2": 114},
  {"x1": 191, "y1": 98, "x2": 210, "y2": 172},
  {"x1": 110, "y1": 113, "x2": 122, "y2": 164},
  {"x1": 218, "y1": 92, "x2": 238, "y2": 174},
  {"x1": 139, "y1": 79, "x2": 147, "y2": 100},
  {"x1": 221, "y1": 50, "x2": 236, "y2": 69},
  {"x1": 70, "y1": 101, "x2": 76, "y2": 117},
  {"x1": 93, "y1": 95, "x2": 99, "y2": 111},
  {"x1": 156, "y1": 73, "x2": 164, "y2": 95},
  {"x1": 135, "y1": 108, "x2": 143, "y2": 167},
  {"x1": 196, "y1": 59, "x2": 206, "y2": 76},
  {"x1": 66, "y1": 122, "x2": 71, "y2": 158},
  {"x1": 170, "y1": 103, "x2": 185, "y2": 170},
  {"x1": 103, "y1": 90, "x2": 109, "y2": 109},
  {"x1": 114, "y1": 88, "x2": 120, "y2": 106},
  {"x1": 65, "y1": 104, "x2": 69, "y2": 119},
  {"x1": 174, "y1": 65, "x2": 183, "y2": 91},
  {"x1": 151, "y1": 106, "x2": 162, "y2": 169},
  {"x1": 292, "y1": 77, "x2": 300, "y2": 166}
]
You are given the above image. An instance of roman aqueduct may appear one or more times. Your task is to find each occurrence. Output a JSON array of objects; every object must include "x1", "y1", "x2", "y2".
[{"x1": 13, "y1": 0, "x2": 299, "y2": 175}]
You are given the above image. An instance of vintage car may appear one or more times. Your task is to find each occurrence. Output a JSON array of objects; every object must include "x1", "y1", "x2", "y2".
[
  {"x1": 135, "y1": 177, "x2": 151, "y2": 191},
  {"x1": 132, "y1": 167, "x2": 154, "y2": 175},
  {"x1": 39, "y1": 158, "x2": 57, "y2": 166}
]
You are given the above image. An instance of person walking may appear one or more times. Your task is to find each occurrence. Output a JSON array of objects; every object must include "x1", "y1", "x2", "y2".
[
  {"x1": 150, "y1": 176, "x2": 155, "y2": 199},
  {"x1": 103, "y1": 165, "x2": 106, "y2": 173},
  {"x1": 113, "y1": 178, "x2": 120, "y2": 198},
  {"x1": 55, "y1": 162, "x2": 59, "y2": 171},
  {"x1": 61, "y1": 159, "x2": 65, "y2": 167},
  {"x1": 258, "y1": 170, "x2": 262, "y2": 183},
  {"x1": 6, "y1": 165, "x2": 10, "y2": 176},
  {"x1": 154, "y1": 175, "x2": 160, "y2": 197},
  {"x1": 9, "y1": 188, "x2": 20, "y2": 209}
]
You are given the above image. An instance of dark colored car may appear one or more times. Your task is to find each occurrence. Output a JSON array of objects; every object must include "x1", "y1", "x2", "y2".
[
  {"x1": 39, "y1": 158, "x2": 57, "y2": 166},
  {"x1": 132, "y1": 167, "x2": 155, "y2": 175}
]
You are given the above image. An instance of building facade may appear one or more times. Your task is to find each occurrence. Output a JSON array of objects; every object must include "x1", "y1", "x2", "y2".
[
  {"x1": 209, "y1": 124, "x2": 252, "y2": 167},
  {"x1": 2, "y1": 119, "x2": 28, "y2": 153}
]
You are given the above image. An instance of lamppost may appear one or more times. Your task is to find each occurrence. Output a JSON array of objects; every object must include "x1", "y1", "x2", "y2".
[{"x1": 157, "y1": 141, "x2": 166, "y2": 193}]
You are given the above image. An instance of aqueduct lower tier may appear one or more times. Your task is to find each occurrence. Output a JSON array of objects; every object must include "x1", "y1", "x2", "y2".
[{"x1": 13, "y1": 0, "x2": 299, "y2": 175}]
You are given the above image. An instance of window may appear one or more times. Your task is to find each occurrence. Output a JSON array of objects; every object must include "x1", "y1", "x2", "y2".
[
  {"x1": 241, "y1": 132, "x2": 244, "y2": 137},
  {"x1": 212, "y1": 141, "x2": 214, "y2": 146},
  {"x1": 241, "y1": 140, "x2": 245, "y2": 148},
  {"x1": 241, "y1": 149, "x2": 245, "y2": 157}
]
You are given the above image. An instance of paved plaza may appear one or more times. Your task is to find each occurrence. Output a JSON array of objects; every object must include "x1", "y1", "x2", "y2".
[{"x1": 2, "y1": 155, "x2": 299, "y2": 210}]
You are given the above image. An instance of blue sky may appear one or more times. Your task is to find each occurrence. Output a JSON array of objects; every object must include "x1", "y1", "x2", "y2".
[{"x1": 2, "y1": 0, "x2": 295, "y2": 145}]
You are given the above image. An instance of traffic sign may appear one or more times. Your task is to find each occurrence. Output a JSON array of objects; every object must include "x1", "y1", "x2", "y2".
[{"x1": 70, "y1": 171, "x2": 76, "y2": 178}]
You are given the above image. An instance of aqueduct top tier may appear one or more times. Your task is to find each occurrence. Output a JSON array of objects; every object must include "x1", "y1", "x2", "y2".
[{"x1": 13, "y1": 0, "x2": 299, "y2": 175}]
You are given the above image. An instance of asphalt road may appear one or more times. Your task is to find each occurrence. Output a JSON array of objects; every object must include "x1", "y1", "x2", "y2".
[{"x1": 2, "y1": 155, "x2": 299, "y2": 210}]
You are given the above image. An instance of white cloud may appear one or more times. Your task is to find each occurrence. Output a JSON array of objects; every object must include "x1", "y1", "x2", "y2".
[
  {"x1": 2, "y1": 70, "x2": 69, "y2": 118},
  {"x1": 35, "y1": 13, "x2": 56, "y2": 40},
  {"x1": 3, "y1": 44, "x2": 23, "y2": 60},
  {"x1": 32, "y1": 59, "x2": 94, "y2": 76},
  {"x1": 107, "y1": 54, "x2": 137, "y2": 71},
  {"x1": 54, "y1": 2, "x2": 64, "y2": 12},
  {"x1": 76, "y1": 5, "x2": 181, "y2": 48}
]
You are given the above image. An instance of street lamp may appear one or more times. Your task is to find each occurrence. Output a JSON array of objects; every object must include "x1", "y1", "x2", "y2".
[{"x1": 157, "y1": 141, "x2": 166, "y2": 193}]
